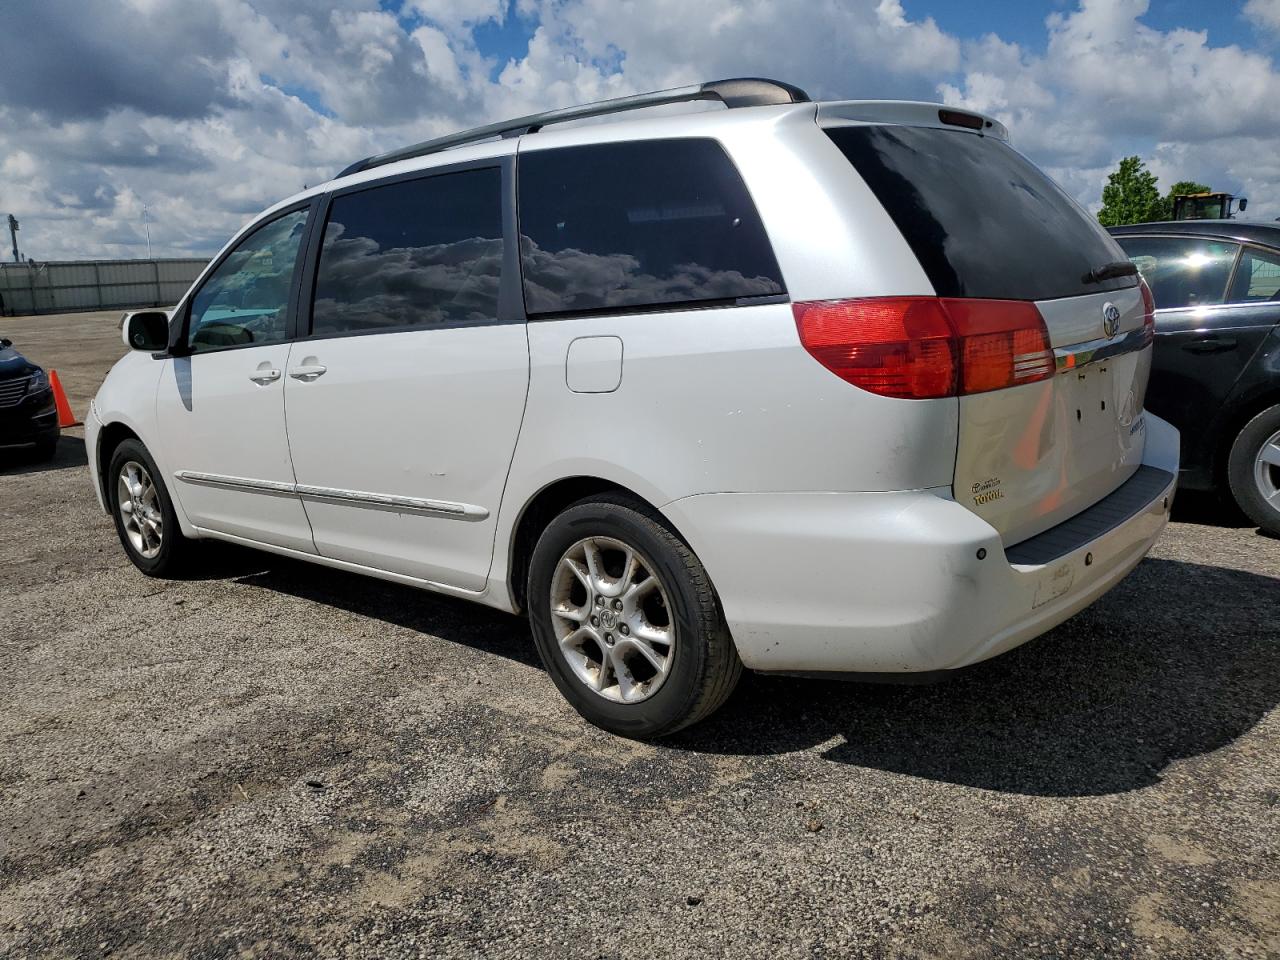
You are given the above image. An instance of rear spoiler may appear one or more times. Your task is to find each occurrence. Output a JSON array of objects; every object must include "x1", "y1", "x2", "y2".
[{"x1": 816, "y1": 101, "x2": 1009, "y2": 141}]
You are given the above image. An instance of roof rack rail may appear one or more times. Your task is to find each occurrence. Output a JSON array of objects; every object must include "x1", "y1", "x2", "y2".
[{"x1": 335, "y1": 77, "x2": 810, "y2": 179}]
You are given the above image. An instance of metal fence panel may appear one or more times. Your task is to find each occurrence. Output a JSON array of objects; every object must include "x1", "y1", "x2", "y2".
[
  {"x1": 0, "y1": 258, "x2": 207, "y2": 316},
  {"x1": 157, "y1": 260, "x2": 204, "y2": 283}
]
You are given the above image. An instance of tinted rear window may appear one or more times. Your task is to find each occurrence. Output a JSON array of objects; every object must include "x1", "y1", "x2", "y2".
[
  {"x1": 517, "y1": 139, "x2": 785, "y2": 317},
  {"x1": 827, "y1": 125, "x2": 1133, "y2": 302}
]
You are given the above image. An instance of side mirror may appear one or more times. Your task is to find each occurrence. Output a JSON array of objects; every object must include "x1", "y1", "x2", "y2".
[
  {"x1": 0, "y1": 338, "x2": 11, "y2": 349},
  {"x1": 122, "y1": 311, "x2": 170, "y2": 352},
  {"x1": 1238, "y1": 198, "x2": 1248, "y2": 212}
]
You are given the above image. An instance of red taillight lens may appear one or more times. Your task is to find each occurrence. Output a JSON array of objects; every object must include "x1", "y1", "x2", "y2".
[
  {"x1": 1139, "y1": 276, "x2": 1156, "y2": 345},
  {"x1": 791, "y1": 297, "x2": 955, "y2": 399},
  {"x1": 944, "y1": 298, "x2": 1056, "y2": 393},
  {"x1": 792, "y1": 297, "x2": 1053, "y2": 399}
]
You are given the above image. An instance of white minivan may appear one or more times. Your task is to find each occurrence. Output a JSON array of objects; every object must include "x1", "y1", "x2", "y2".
[{"x1": 89, "y1": 79, "x2": 1178, "y2": 737}]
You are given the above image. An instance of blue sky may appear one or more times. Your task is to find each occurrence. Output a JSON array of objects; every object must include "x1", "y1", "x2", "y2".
[
  {"x1": 1, "y1": 0, "x2": 1279, "y2": 259},
  {"x1": 918, "y1": 0, "x2": 1261, "y2": 48}
]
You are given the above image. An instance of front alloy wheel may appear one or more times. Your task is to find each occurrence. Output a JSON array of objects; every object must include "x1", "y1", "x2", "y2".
[
  {"x1": 117, "y1": 460, "x2": 164, "y2": 558},
  {"x1": 107, "y1": 437, "x2": 194, "y2": 576}
]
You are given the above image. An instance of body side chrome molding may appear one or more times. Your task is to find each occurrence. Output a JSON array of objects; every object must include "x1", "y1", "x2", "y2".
[
  {"x1": 294, "y1": 484, "x2": 489, "y2": 520},
  {"x1": 173, "y1": 471, "x2": 297, "y2": 495},
  {"x1": 1054, "y1": 326, "x2": 1151, "y2": 374},
  {"x1": 174, "y1": 471, "x2": 489, "y2": 521}
]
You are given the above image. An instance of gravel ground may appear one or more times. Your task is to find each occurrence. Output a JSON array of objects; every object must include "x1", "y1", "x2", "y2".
[{"x1": 2, "y1": 311, "x2": 1278, "y2": 959}]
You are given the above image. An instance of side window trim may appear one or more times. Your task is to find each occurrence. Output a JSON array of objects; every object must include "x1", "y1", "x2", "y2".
[
  {"x1": 1222, "y1": 244, "x2": 1245, "y2": 307},
  {"x1": 296, "y1": 155, "x2": 515, "y2": 341},
  {"x1": 172, "y1": 199, "x2": 318, "y2": 357}
]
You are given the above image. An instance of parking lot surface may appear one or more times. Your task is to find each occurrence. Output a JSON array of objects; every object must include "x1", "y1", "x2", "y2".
[{"x1": 2, "y1": 310, "x2": 1278, "y2": 959}]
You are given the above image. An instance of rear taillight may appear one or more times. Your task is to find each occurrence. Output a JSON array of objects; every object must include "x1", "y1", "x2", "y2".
[
  {"x1": 1139, "y1": 276, "x2": 1156, "y2": 345},
  {"x1": 792, "y1": 297, "x2": 1054, "y2": 399}
]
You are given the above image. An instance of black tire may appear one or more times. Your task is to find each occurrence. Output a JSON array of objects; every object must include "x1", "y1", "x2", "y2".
[
  {"x1": 107, "y1": 438, "x2": 195, "y2": 576},
  {"x1": 1227, "y1": 404, "x2": 1280, "y2": 537},
  {"x1": 527, "y1": 494, "x2": 741, "y2": 738}
]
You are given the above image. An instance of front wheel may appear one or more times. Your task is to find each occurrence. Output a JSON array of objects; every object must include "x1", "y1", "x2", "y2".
[
  {"x1": 107, "y1": 438, "x2": 195, "y2": 576},
  {"x1": 527, "y1": 494, "x2": 741, "y2": 738},
  {"x1": 1227, "y1": 404, "x2": 1280, "y2": 537}
]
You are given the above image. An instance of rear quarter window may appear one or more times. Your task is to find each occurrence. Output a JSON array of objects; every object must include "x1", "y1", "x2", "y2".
[
  {"x1": 517, "y1": 138, "x2": 785, "y2": 317},
  {"x1": 826, "y1": 125, "x2": 1134, "y2": 302}
]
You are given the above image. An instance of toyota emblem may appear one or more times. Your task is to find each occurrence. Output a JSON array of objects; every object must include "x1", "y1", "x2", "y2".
[{"x1": 1102, "y1": 302, "x2": 1120, "y2": 339}]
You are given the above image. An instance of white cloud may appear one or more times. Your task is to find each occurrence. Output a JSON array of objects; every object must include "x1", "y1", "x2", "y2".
[
  {"x1": 1, "y1": 0, "x2": 1279, "y2": 261},
  {"x1": 939, "y1": 0, "x2": 1280, "y2": 218},
  {"x1": 1244, "y1": 0, "x2": 1280, "y2": 33},
  {"x1": 405, "y1": 0, "x2": 507, "y2": 31}
]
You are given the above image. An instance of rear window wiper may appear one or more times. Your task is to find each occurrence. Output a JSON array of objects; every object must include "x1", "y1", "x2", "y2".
[{"x1": 1083, "y1": 260, "x2": 1138, "y2": 284}]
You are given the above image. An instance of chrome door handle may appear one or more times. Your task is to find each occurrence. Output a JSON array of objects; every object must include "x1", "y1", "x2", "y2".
[
  {"x1": 289, "y1": 364, "x2": 327, "y2": 382},
  {"x1": 249, "y1": 368, "x2": 281, "y2": 384}
]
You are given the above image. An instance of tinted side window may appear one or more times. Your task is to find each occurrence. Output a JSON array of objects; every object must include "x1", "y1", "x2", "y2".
[
  {"x1": 517, "y1": 139, "x2": 785, "y2": 316},
  {"x1": 1115, "y1": 236, "x2": 1238, "y2": 310},
  {"x1": 826, "y1": 125, "x2": 1133, "y2": 302},
  {"x1": 1227, "y1": 246, "x2": 1280, "y2": 303},
  {"x1": 311, "y1": 167, "x2": 502, "y2": 336},
  {"x1": 187, "y1": 208, "x2": 309, "y2": 353}
]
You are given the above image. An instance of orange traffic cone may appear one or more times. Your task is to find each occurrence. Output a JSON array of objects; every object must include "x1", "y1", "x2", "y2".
[{"x1": 49, "y1": 370, "x2": 81, "y2": 428}]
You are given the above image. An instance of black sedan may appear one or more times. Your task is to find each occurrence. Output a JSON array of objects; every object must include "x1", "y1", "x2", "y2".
[
  {"x1": 0, "y1": 337, "x2": 59, "y2": 461},
  {"x1": 1110, "y1": 220, "x2": 1280, "y2": 535}
]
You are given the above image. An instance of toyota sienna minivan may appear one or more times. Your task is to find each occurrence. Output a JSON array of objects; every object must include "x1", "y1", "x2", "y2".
[{"x1": 89, "y1": 78, "x2": 1178, "y2": 737}]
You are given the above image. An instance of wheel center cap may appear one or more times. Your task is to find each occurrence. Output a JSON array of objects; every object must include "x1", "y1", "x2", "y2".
[{"x1": 600, "y1": 608, "x2": 618, "y2": 629}]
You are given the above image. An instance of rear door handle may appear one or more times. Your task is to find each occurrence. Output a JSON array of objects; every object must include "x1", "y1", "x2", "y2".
[
  {"x1": 1183, "y1": 337, "x2": 1237, "y2": 354},
  {"x1": 249, "y1": 368, "x2": 281, "y2": 384},
  {"x1": 289, "y1": 364, "x2": 327, "y2": 382}
]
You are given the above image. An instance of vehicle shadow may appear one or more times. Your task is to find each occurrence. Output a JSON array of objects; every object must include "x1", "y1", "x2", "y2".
[
  {"x1": 1171, "y1": 489, "x2": 1252, "y2": 529},
  {"x1": 232, "y1": 555, "x2": 540, "y2": 669},
  {"x1": 228, "y1": 547, "x2": 1278, "y2": 797},
  {"x1": 0, "y1": 435, "x2": 88, "y2": 475},
  {"x1": 670, "y1": 557, "x2": 1280, "y2": 797}
]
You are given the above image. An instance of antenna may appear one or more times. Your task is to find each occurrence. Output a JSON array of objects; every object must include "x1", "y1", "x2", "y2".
[
  {"x1": 142, "y1": 204, "x2": 153, "y2": 259},
  {"x1": 7, "y1": 214, "x2": 18, "y2": 263}
]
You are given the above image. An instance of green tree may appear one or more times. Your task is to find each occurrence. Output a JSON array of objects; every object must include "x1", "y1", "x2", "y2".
[
  {"x1": 1152, "y1": 180, "x2": 1212, "y2": 222},
  {"x1": 1098, "y1": 156, "x2": 1163, "y2": 226}
]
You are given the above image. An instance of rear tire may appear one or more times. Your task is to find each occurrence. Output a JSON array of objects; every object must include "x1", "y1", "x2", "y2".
[
  {"x1": 527, "y1": 494, "x2": 741, "y2": 738},
  {"x1": 1227, "y1": 404, "x2": 1280, "y2": 537},
  {"x1": 107, "y1": 438, "x2": 196, "y2": 576}
]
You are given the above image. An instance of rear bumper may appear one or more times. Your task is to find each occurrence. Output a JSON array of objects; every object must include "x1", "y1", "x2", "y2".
[{"x1": 662, "y1": 413, "x2": 1179, "y2": 674}]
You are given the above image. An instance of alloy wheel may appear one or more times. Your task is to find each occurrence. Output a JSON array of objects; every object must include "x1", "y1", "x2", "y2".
[
  {"x1": 117, "y1": 460, "x2": 163, "y2": 559},
  {"x1": 549, "y1": 536, "x2": 675, "y2": 703},
  {"x1": 1255, "y1": 427, "x2": 1280, "y2": 511}
]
